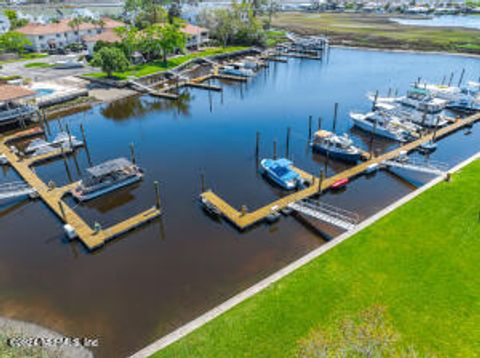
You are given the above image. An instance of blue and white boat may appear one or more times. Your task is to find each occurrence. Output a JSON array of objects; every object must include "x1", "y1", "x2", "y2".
[
  {"x1": 311, "y1": 129, "x2": 362, "y2": 163},
  {"x1": 260, "y1": 158, "x2": 302, "y2": 190},
  {"x1": 72, "y1": 158, "x2": 143, "y2": 201},
  {"x1": 350, "y1": 111, "x2": 418, "y2": 142}
]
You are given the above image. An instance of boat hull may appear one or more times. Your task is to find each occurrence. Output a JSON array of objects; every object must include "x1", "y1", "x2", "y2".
[
  {"x1": 312, "y1": 144, "x2": 361, "y2": 163},
  {"x1": 72, "y1": 174, "x2": 143, "y2": 202},
  {"x1": 351, "y1": 116, "x2": 404, "y2": 141}
]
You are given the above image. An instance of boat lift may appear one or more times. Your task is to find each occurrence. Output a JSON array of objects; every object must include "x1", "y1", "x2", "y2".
[
  {"x1": 0, "y1": 181, "x2": 36, "y2": 201},
  {"x1": 288, "y1": 198, "x2": 360, "y2": 231}
]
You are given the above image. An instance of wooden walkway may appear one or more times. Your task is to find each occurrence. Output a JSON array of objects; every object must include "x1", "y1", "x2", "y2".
[
  {"x1": 0, "y1": 131, "x2": 161, "y2": 251},
  {"x1": 201, "y1": 113, "x2": 480, "y2": 229}
]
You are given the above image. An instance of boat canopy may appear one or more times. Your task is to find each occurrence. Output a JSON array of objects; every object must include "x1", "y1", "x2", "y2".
[
  {"x1": 314, "y1": 130, "x2": 332, "y2": 138},
  {"x1": 409, "y1": 87, "x2": 428, "y2": 96},
  {"x1": 86, "y1": 158, "x2": 133, "y2": 178}
]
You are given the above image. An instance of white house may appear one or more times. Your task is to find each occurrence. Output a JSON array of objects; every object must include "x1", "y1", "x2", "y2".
[
  {"x1": 16, "y1": 17, "x2": 125, "y2": 52},
  {"x1": 0, "y1": 13, "x2": 11, "y2": 34}
]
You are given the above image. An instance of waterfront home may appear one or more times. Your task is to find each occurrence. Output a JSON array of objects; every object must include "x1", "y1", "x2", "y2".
[
  {"x1": 182, "y1": 23, "x2": 210, "y2": 49},
  {"x1": 16, "y1": 17, "x2": 125, "y2": 52},
  {"x1": 84, "y1": 23, "x2": 209, "y2": 56},
  {"x1": 0, "y1": 84, "x2": 37, "y2": 128}
]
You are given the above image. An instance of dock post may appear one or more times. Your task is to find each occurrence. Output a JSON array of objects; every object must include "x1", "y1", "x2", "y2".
[
  {"x1": 61, "y1": 146, "x2": 73, "y2": 183},
  {"x1": 80, "y1": 123, "x2": 93, "y2": 167},
  {"x1": 318, "y1": 116, "x2": 322, "y2": 130},
  {"x1": 57, "y1": 119, "x2": 64, "y2": 132},
  {"x1": 394, "y1": 88, "x2": 398, "y2": 97},
  {"x1": 308, "y1": 115, "x2": 312, "y2": 139},
  {"x1": 65, "y1": 123, "x2": 74, "y2": 149},
  {"x1": 285, "y1": 127, "x2": 291, "y2": 158},
  {"x1": 332, "y1": 102, "x2": 338, "y2": 133},
  {"x1": 457, "y1": 68, "x2": 465, "y2": 87},
  {"x1": 255, "y1": 131, "x2": 260, "y2": 158},
  {"x1": 130, "y1": 142, "x2": 136, "y2": 165},
  {"x1": 387, "y1": 88, "x2": 391, "y2": 97},
  {"x1": 441, "y1": 75, "x2": 446, "y2": 85},
  {"x1": 200, "y1": 172, "x2": 206, "y2": 193},
  {"x1": 448, "y1": 72, "x2": 454, "y2": 86},
  {"x1": 371, "y1": 90, "x2": 378, "y2": 111},
  {"x1": 273, "y1": 140, "x2": 277, "y2": 160},
  {"x1": 241, "y1": 205, "x2": 248, "y2": 216},
  {"x1": 318, "y1": 169, "x2": 324, "y2": 193},
  {"x1": 154, "y1": 180, "x2": 161, "y2": 210},
  {"x1": 43, "y1": 110, "x2": 51, "y2": 135},
  {"x1": 58, "y1": 200, "x2": 66, "y2": 220}
]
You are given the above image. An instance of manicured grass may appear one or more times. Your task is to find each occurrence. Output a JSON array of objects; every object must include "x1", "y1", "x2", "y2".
[
  {"x1": 265, "y1": 30, "x2": 288, "y2": 47},
  {"x1": 0, "y1": 52, "x2": 48, "y2": 65},
  {"x1": 154, "y1": 159, "x2": 480, "y2": 357},
  {"x1": 24, "y1": 62, "x2": 54, "y2": 68},
  {"x1": 85, "y1": 47, "x2": 248, "y2": 80},
  {"x1": 271, "y1": 12, "x2": 480, "y2": 54}
]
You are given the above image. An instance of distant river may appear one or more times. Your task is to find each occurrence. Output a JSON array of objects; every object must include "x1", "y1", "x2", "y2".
[{"x1": 391, "y1": 15, "x2": 480, "y2": 30}]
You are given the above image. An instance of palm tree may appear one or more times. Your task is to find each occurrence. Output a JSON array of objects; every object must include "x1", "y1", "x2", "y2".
[{"x1": 68, "y1": 17, "x2": 84, "y2": 43}]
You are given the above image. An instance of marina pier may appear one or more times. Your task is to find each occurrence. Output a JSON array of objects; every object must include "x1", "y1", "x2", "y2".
[
  {"x1": 202, "y1": 112, "x2": 480, "y2": 230},
  {"x1": 0, "y1": 131, "x2": 161, "y2": 251}
]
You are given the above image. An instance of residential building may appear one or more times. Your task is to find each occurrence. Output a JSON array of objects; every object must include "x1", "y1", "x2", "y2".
[
  {"x1": 16, "y1": 17, "x2": 125, "y2": 52},
  {"x1": 0, "y1": 84, "x2": 37, "y2": 127},
  {"x1": 181, "y1": 24, "x2": 210, "y2": 49}
]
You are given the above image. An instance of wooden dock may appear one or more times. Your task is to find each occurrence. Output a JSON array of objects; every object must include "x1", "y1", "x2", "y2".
[
  {"x1": 0, "y1": 132, "x2": 161, "y2": 251},
  {"x1": 186, "y1": 82, "x2": 222, "y2": 91},
  {"x1": 201, "y1": 113, "x2": 480, "y2": 229}
]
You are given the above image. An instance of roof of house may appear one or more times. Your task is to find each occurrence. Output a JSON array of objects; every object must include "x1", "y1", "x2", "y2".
[
  {"x1": 16, "y1": 17, "x2": 125, "y2": 36},
  {"x1": 0, "y1": 85, "x2": 36, "y2": 102},
  {"x1": 181, "y1": 23, "x2": 208, "y2": 36},
  {"x1": 83, "y1": 29, "x2": 121, "y2": 43}
]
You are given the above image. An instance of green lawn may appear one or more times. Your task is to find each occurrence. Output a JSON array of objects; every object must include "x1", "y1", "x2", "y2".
[
  {"x1": 85, "y1": 47, "x2": 248, "y2": 80},
  {"x1": 272, "y1": 12, "x2": 480, "y2": 54},
  {"x1": 154, "y1": 159, "x2": 480, "y2": 358},
  {"x1": 265, "y1": 30, "x2": 288, "y2": 47},
  {"x1": 0, "y1": 52, "x2": 48, "y2": 65},
  {"x1": 24, "y1": 62, "x2": 54, "y2": 68}
]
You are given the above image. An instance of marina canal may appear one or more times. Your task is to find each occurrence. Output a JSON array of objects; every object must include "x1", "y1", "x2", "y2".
[{"x1": 1, "y1": 47, "x2": 479, "y2": 357}]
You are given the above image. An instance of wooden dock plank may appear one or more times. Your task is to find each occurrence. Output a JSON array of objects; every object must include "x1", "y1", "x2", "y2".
[{"x1": 202, "y1": 113, "x2": 480, "y2": 229}]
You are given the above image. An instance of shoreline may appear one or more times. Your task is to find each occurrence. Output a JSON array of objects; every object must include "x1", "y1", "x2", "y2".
[
  {"x1": 130, "y1": 150, "x2": 480, "y2": 358},
  {"x1": 329, "y1": 43, "x2": 480, "y2": 60}
]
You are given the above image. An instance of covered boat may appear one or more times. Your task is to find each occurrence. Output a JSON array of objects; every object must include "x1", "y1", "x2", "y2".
[
  {"x1": 260, "y1": 158, "x2": 302, "y2": 190},
  {"x1": 71, "y1": 158, "x2": 143, "y2": 201},
  {"x1": 221, "y1": 64, "x2": 254, "y2": 77},
  {"x1": 311, "y1": 130, "x2": 362, "y2": 163}
]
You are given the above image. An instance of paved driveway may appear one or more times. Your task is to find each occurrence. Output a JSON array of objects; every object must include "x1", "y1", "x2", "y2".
[{"x1": 0, "y1": 54, "x2": 99, "y2": 82}]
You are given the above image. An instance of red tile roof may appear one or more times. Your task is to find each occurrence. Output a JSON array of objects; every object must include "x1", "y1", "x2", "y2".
[
  {"x1": 0, "y1": 85, "x2": 36, "y2": 102},
  {"x1": 181, "y1": 24, "x2": 208, "y2": 36},
  {"x1": 17, "y1": 17, "x2": 125, "y2": 36},
  {"x1": 83, "y1": 29, "x2": 121, "y2": 43}
]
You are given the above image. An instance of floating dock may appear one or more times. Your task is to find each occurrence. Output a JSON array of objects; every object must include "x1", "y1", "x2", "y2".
[
  {"x1": 201, "y1": 113, "x2": 480, "y2": 229},
  {"x1": 0, "y1": 130, "x2": 161, "y2": 251}
]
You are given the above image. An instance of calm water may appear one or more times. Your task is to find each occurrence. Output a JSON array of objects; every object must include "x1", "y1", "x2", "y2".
[
  {"x1": 391, "y1": 15, "x2": 480, "y2": 30},
  {"x1": 1, "y1": 48, "x2": 479, "y2": 357}
]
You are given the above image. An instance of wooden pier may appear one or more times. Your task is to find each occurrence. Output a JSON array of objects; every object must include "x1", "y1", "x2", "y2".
[
  {"x1": 0, "y1": 131, "x2": 161, "y2": 251},
  {"x1": 201, "y1": 113, "x2": 480, "y2": 229}
]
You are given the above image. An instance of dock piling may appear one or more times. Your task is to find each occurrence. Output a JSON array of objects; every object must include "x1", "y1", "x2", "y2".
[
  {"x1": 80, "y1": 123, "x2": 93, "y2": 166},
  {"x1": 458, "y1": 68, "x2": 465, "y2": 87},
  {"x1": 130, "y1": 142, "x2": 136, "y2": 165},
  {"x1": 441, "y1": 75, "x2": 446, "y2": 85},
  {"x1": 332, "y1": 102, "x2": 338, "y2": 133},
  {"x1": 285, "y1": 127, "x2": 291, "y2": 158},
  {"x1": 372, "y1": 90, "x2": 379, "y2": 111},
  {"x1": 318, "y1": 116, "x2": 322, "y2": 130},
  {"x1": 318, "y1": 169, "x2": 324, "y2": 193},
  {"x1": 154, "y1": 181, "x2": 161, "y2": 210},
  {"x1": 200, "y1": 173, "x2": 206, "y2": 193},
  {"x1": 255, "y1": 131, "x2": 260, "y2": 158},
  {"x1": 273, "y1": 140, "x2": 277, "y2": 160},
  {"x1": 387, "y1": 88, "x2": 392, "y2": 97},
  {"x1": 66, "y1": 123, "x2": 73, "y2": 148},
  {"x1": 308, "y1": 115, "x2": 312, "y2": 139},
  {"x1": 448, "y1": 72, "x2": 454, "y2": 86}
]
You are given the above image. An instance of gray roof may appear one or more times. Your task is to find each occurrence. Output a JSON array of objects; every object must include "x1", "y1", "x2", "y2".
[{"x1": 86, "y1": 157, "x2": 133, "y2": 177}]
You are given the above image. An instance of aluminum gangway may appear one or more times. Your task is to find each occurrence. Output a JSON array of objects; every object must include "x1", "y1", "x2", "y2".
[
  {"x1": 383, "y1": 157, "x2": 449, "y2": 176},
  {"x1": 0, "y1": 181, "x2": 36, "y2": 200},
  {"x1": 288, "y1": 199, "x2": 360, "y2": 231}
]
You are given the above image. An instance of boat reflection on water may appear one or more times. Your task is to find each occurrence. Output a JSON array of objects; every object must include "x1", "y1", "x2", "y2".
[{"x1": 101, "y1": 91, "x2": 194, "y2": 121}]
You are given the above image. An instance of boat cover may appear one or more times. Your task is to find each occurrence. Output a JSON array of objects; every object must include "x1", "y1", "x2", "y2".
[{"x1": 86, "y1": 158, "x2": 133, "y2": 177}]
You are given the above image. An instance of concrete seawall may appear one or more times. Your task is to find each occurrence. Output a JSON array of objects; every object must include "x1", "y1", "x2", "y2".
[{"x1": 130, "y1": 151, "x2": 480, "y2": 358}]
